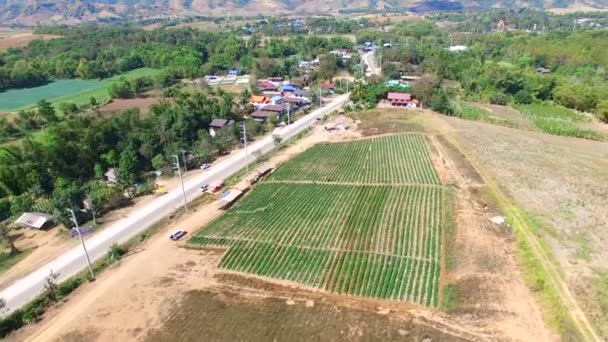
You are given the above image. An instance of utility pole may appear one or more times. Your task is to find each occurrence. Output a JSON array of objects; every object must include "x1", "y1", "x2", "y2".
[
  {"x1": 180, "y1": 149, "x2": 188, "y2": 173},
  {"x1": 241, "y1": 123, "x2": 249, "y2": 175},
  {"x1": 319, "y1": 86, "x2": 322, "y2": 107},
  {"x1": 287, "y1": 103, "x2": 291, "y2": 145},
  {"x1": 68, "y1": 209, "x2": 95, "y2": 280},
  {"x1": 172, "y1": 155, "x2": 188, "y2": 214}
]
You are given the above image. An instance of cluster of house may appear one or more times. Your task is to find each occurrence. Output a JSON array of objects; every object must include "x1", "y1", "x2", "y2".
[
  {"x1": 386, "y1": 92, "x2": 421, "y2": 108},
  {"x1": 250, "y1": 78, "x2": 333, "y2": 122}
]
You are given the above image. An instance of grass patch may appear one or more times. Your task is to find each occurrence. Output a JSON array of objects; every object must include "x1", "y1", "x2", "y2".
[
  {"x1": 0, "y1": 68, "x2": 162, "y2": 112},
  {"x1": 515, "y1": 103, "x2": 605, "y2": 141},
  {"x1": 443, "y1": 186, "x2": 457, "y2": 271},
  {"x1": 0, "y1": 250, "x2": 32, "y2": 277},
  {"x1": 455, "y1": 102, "x2": 518, "y2": 128},
  {"x1": 440, "y1": 284, "x2": 458, "y2": 312}
]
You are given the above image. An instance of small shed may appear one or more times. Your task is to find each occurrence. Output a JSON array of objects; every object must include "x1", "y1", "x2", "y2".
[
  {"x1": 104, "y1": 168, "x2": 119, "y2": 184},
  {"x1": 387, "y1": 92, "x2": 412, "y2": 106},
  {"x1": 228, "y1": 69, "x2": 239, "y2": 76},
  {"x1": 15, "y1": 212, "x2": 53, "y2": 230},
  {"x1": 536, "y1": 67, "x2": 551, "y2": 74},
  {"x1": 219, "y1": 189, "x2": 244, "y2": 209}
]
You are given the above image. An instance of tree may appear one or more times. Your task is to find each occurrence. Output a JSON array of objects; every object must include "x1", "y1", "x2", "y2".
[
  {"x1": 0, "y1": 223, "x2": 18, "y2": 255},
  {"x1": 58, "y1": 102, "x2": 78, "y2": 116},
  {"x1": 318, "y1": 55, "x2": 339, "y2": 82},
  {"x1": 118, "y1": 144, "x2": 139, "y2": 184},
  {"x1": 151, "y1": 154, "x2": 167, "y2": 170},
  {"x1": 351, "y1": 81, "x2": 367, "y2": 103},
  {"x1": 51, "y1": 178, "x2": 85, "y2": 228},
  {"x1": 596, "y1": 100, "x2": 608, "y2": 123},
  {"x1": 89, "y1": 96, "x2": 98, "y2": 107},
  {"x1": 10, "y1": 192, "x2": 34, "y2": 217},
  {"x1": 37, "y1": 99, "x2": 58, "y2": 124}
]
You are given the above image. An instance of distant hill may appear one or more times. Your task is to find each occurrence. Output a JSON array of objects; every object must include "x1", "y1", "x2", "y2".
[{"x1": 1, "y1": 0, "x2": 607, "y2": 26}]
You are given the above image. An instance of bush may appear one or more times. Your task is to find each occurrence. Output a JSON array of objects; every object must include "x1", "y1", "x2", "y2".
[
  {"x1": 514, "y1": 89, "x2": 533, "y2": 104},
  {"x1": 489, "y1": 92, "x2": 509, "y2": 105}
]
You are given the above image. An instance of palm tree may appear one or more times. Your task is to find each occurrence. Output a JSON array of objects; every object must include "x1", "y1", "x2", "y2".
[{"x1": 351, "y1": 81, "x2": 366, "y2": 103}]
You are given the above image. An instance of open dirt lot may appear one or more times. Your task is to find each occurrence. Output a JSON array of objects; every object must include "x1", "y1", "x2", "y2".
[
  {"x1": 98, "y1": 97, "x2": 163, "y2": 116},
  {"x1": 0, "y1": 33, "x2": 60, "y2": 52},
  {"x1": 10, "y1": 113, "x2": 554, "y2": 341}
]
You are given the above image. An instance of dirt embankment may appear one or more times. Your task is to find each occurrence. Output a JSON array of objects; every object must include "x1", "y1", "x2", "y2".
[{"x1": 0, "y1": 34, "x2": 60, "y2": 52}]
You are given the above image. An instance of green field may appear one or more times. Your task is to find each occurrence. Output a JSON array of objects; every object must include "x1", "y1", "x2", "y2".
[
  {"x1": 190, "y1": 133, "x2": 446, "y2": 307},
  {"x1": 515, "y1": 103, "x2": 604, "y2": 140},
  {"x1": 0, "y1": 68, "x2": 161, "y2": 112}
]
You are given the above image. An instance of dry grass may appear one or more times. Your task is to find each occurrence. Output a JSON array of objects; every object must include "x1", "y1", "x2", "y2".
[{"x1": 0, "y1": 33, "x2": 61, "y2": 52}]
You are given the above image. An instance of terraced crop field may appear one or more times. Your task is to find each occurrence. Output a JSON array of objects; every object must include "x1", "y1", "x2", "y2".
[{"x1": 190, "y1": 133, "x2": 446, "y2": 307}]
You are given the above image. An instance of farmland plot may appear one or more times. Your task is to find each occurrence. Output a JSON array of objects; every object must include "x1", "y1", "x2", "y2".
[
  {"x1": 270, "y1": 133, "x2": 441, "y2": 185},
  {"x1": 190, "y1": 133, "x2": 445, "y2": 307}
]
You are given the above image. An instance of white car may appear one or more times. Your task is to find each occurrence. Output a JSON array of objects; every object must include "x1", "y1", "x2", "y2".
[
  {"x1": 169, "y1": 230, "x2": 187, "y2": 241},
  {"x1": 200, "y1": 163, "x2": 211, "y2": 170}
]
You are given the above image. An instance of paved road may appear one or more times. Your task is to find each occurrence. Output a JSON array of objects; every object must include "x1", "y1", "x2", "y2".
[{"x1": 0, "y1": 93, "x2": 350, "y2": 316}]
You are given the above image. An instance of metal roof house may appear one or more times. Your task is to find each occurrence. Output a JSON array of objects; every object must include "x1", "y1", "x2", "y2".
[
  {"x1": 15, "y1": 212, "x2": 54, "y2": 230},
  {"x1": 387, "y1": 92, "x2": 412, "y2": 106},
  {"x1": 209, "y1": 119, "x2": 233, "y2": 137}
]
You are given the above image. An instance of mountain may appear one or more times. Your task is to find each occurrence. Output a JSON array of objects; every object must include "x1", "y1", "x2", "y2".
[{"x1": 0, "y1": 0, "x2": 607, "y2": 26}]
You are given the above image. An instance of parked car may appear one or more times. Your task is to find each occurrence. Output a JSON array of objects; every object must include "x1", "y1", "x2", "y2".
[
  {"x1": 200, "y1": 163, "x2": 211, "y2": 170},
  {"x1": 199, "y1": 183, "x2": 209, "y2": 192},
  {"x1": 169, "y1": 230, "x2": 187, "y2": 241},
  {"x1": 209, "y1": 181, "x2": 224, "y2": 193}
]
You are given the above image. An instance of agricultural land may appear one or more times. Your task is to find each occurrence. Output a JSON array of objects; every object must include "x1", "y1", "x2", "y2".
[
  {"x1": 190, "y1": 134, "x2": 444, "y2": 307},
  {"x1": 0, "y1": 68, "x2": 161, "y2": 113}
]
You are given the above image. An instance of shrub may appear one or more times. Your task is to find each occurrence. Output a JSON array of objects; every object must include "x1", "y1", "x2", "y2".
[{"x1": 489, "y1": 92, "x2": 509, "y2": 105}]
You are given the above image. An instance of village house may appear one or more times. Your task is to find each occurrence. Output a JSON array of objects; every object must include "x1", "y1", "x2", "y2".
[
  {"x1": 15, "y1": 212, "x2": 54, "y2": 230},
  {"x1": 250, "y1": 95, "x2": 269, "y2": 106},
  {"x1": 258, "y1": 80, "x2": 277, "y2": 91},
  {"x1": 293, "y1": 89, "x2": 310, "y2": 98},
  {"x1": 387, "y1": 92, "x2": 412, "y2": 106},
  {"x1": 270, "y1": 95, "x2": 284, "y2": 105},
  {"x1": 320, "y1": 83, "x2": 336, "y2": 94},
  {"x1": 209, "y1": 118, "x2": 233, "y2": 137},
  {"x1": 261, "y1": 104, "x2": 285, "y2": 116},
  {"x1": 250, "y1": 110, "x2": 274, "y2": 122},
  {"x1": 283, "y1": 97, "x2": 307, "y2": 108}
]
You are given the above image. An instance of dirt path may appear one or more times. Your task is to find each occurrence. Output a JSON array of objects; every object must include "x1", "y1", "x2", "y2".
[{"x1": 429, "y1": 115, "x2": 600, "y2": 341}]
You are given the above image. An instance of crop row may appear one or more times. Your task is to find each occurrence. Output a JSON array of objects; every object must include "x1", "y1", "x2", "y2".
[
  {"x1": 196, "y1": 183, "x2": 442, "y2": 260},
  {"x1": 270, "y1": 133, "x2": 441, "y2": 185}
]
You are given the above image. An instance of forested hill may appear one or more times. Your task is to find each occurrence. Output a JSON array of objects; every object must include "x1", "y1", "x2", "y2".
[{"x1": 1, "y1": 0, "x2": 608, "y2": 26}]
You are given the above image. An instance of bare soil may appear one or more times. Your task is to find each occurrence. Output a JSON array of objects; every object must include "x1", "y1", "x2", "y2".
[
  {"x1": 98, "y1": 97, "x2": 163, "y2": 116},
  {"x1": 0, "y1": 33, "x2": 60, "y2": 52}
]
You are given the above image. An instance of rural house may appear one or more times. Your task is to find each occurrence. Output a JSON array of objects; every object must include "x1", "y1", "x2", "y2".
[
  {"x1": 258, "y1": 80, "x2": 277, "y2": 91},
  {"x1": 270, "y1": 95, "x2": 284, "y2": 105},
  {"x1": 209, "y1": 119, "x2": 233, "y2": 137},
  {"x1": 261, "y1": 104, "x2": 285, "y2": 116},
  {"x1": 15, "y1": 212, "x2": 54, "y2": 230},
  {"x1": 283, "y1": 97, "x2": 307, "y2": 108},
  {"x1": 293, "y1": 89, "x2": 310, "y2": 98},
  {"x1": 250, "y1": 110, "x2": 274, "y2": 122},
  {"x1": 320, "y1": 83, "x2": 335, "y2": 94},
  {"x1": 387, "y1": 92, "x2": 412, "y2": 106},
  {"x1": 250, "y1": 95, "x2": 269, "y2": 106}
]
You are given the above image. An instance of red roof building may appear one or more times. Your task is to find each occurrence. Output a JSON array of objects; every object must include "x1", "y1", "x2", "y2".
[{"x1": 387, "y1": 92, "x2": 412, "y2": 106}]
